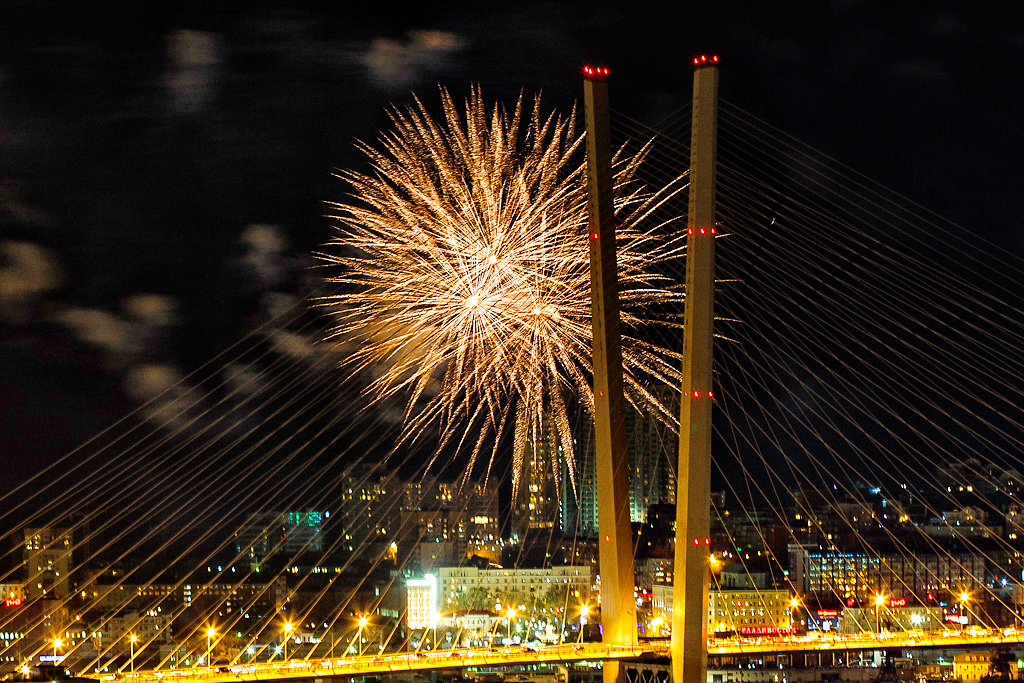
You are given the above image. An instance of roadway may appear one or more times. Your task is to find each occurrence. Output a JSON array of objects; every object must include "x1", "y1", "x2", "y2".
[
  {"x1": 707, "y1": 628, "x2": 1024, "y2": 655},
  {"x1": 94, "y1": 643, "x2": 659, "y2": 683},
  {"x1": 94, "y1": 630, "x2": 1024, "y2": 683}
]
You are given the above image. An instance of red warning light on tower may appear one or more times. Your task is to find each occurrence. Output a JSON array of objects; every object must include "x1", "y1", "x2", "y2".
[
  {"x1": 583, "y1": 65, "x2": 610, "y2": 81},
  {"x1": 693, "y1": 54, "x2": 720, "y2": 67}
]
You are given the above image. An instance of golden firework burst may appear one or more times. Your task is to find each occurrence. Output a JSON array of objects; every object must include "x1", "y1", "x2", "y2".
[{"x1": 319, "y1": 87, "x2": 685, "y2": 498}]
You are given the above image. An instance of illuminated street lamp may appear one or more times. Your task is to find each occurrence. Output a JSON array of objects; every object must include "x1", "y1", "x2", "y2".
[
  {"x1": 578, "y1": 605, "x2": 589, "y2": 643},
  {"x1": 53, "y1": 638, "x2": 62, "y2": 659},
  {"x1": 283, "y1": 622, "x2": 293, "y2": 661},
  {"x1": 129, "y1": 634, "x2": 137, "y2": 673},
  {"x1": 207, "y1": 627, "x2": 215, "y2": 666},
  {"x1": 507, "y1": 607, "x2": 516, "y2": 641},
  {"x1": 874, "y1": 594, "x2": 886, "y2": 635},
  {"x1": 358, "y1": 615, "x2": 368, "y2": 657},
  {"x1": 960, "y1": 591, "x2": 970, "y2": 627}
]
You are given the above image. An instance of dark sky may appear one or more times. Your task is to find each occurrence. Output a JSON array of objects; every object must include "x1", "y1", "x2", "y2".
[{"x1": 3, "y1": 1, "x2": 1024, "y2": 488}]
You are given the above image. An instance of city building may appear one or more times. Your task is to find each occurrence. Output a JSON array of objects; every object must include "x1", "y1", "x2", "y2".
[
  {"x1": 559, "y1": 392, "x2": 678, "y2": 536},
  {"x1": 635, "y1": 558, "x2": 674, "y2": 592},
  {"x1": 718, "y1": 563, "x2": 769, "y2": 589},
  {"x1": 405, "y1": 574, "x2": 438, "y2": 629},
  {"x1": 707, "y1": 588, "x2": 793, "y2": 634},
  {"x1": 235, "y1": 510, "x2": 327, "y2": 566},
  {"x1": 419, "y1": 541, "x2": 459, "y2": 572},
  {"x1": 98, "y1": 610, "x2": 173, "y2": 653},
  {"x1": 18, "y1": 528, "x2": 72, "y2": 599},
  {"x1": 513, "y1": 416, "x2": 561, "y2": 535},
  {"x1": 625, "y1": 389, "x2": 678, "y2": 524},
  {"x1": 953, "y1": 652, "x2": 1016, "y2": 683},
  {"x1": 0, "y1": 583, "x2": 24, "y2": 606},
  {"x1": 788, "y1": 546, "x2": 986, "y2": 601},
  {"x1": 921, "y1": 507, "x2": 1000, "y2": 539},
  {"x1": 80, "y1": 577, "x2": 286, "y2": 613},
  {"x1": 338, "y1": 469, "x2": 393, "y2": 547},
  {"x1": 400, "y1": 480, "x2": 501, "y2": 568},
  {"x1": 560, "y1": 435, "x2": 598, "y2": 538},
  {"x1": 839, "y1": 605, "x2": 944, "y2": 634},
  {"x1": 437, "y1": 566, "x2": 593, "y2": 613},
  {"x1": 651, "y1": 585, "x2": 793, "y2": 635},
  {"x1": 1007, "y1": 504, "x2": 1024, "y2": 540}
]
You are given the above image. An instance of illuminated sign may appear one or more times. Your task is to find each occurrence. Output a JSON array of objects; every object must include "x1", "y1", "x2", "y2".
[
  {"x1": 889, "y1": 597, "x2": 907, "y2": 608},
  {"x1": 816, "y1": 609, "x2": 839, "y2": 617},
  {"x1": 38, "y1": 655, "x2": 65, "y2": 663},
  {"x1": 739, "y1": 626, "x2": 797, "y2": 636},
  {"x1": 4, "y1": 597, "x2": 22, "y2": 607},
  {"x1": 945, "y1": 614, "x2": 968, "y2": 624}
]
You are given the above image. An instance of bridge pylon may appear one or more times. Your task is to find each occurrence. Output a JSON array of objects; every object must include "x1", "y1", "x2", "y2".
[
  {"x1": 583, "y1": 64, "x2": 638, "y2": 683},
  {"x1": 671, "y1": 58, "x2": 719, "y2": 683}
]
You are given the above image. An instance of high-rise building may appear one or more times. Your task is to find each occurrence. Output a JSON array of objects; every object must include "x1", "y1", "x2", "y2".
[
  {"x1": 559, "y1": 388, "x2": 679, "y2": 535},
  {"x1": 464, "y1": 483, "x2": 500, "y2": 545},
  {"x1": 338, "y1": 467, "x2": 393, "y2": 548},
  {"x1": 513, "y1": 415, "x2": 560, "y2": 536},
  {"x1": 560, "y1": 434, "x2": 598, "y2": 538},
  {"x1": 625, "y1": 388, "x2": 679, "y2": 523},
  {"x1": 19, "y1": 528, "x2": 72, "y2": 599}
]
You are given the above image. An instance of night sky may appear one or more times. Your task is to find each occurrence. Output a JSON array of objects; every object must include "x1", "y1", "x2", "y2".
[{"x1": 3, "y1": 2, "x2": 1024, "y2": 489}]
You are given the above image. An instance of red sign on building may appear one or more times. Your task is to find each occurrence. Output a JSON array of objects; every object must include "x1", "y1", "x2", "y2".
[
  {"x1": 4, "y1": 597, "x2": 22, "y2": 607},
  {"x1": 739, "y1": 626, "x2": 797, "y2": 636},
  {"x1": 889, "y1": 597, "x2": 907, "y2": 608}
]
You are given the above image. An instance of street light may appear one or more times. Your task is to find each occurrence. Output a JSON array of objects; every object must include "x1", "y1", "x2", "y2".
[
  {"x1": 874, "y1": 594, "x2": 886, "y2": 635},
  {"x1": 579, "y1": 605, "x2": 589, "y2": 644},
  {"x1": 283, "y1": 622, "x2": 292, "y2": 661},
  {"x1": 53, "y1": 638, "x2": 61, "y2": 659},
  {"x1": 130, "y1": 634, "x2": 137, "y2": 673},
  {"x1": 358, "y1": 615, "x2": 368, "y2": 657},
  {"x1": 960, "y1": 591, "x2": 970, "y2": 627},
  {"x1": 506, "y1": 607, "x2": 516, "y2": 641},
  {"x1": 207, "y1": 627, "x2": 215, "y2": 666}
]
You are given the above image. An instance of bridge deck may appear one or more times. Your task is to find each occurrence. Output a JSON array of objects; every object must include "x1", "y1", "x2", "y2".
[{"x1": 101, "y1": 631, "x2": 1024, "y2": 683}]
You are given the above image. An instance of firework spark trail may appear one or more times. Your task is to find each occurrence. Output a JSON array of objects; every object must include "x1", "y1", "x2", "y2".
[{"x1": 319, "y1": 87, "x2": 686, "y2": 498}]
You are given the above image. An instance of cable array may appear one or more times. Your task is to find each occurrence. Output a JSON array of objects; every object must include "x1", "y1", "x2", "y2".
[
  {"x1": 6, "y1": 91, "x2": 1024, "y2": 676},
  {"x1": 611, "y1": 98, "x2": 1024, "y2": 634}
]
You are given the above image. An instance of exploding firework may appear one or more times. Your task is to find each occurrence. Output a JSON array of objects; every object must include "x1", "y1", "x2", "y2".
[{"x1": 319, "y1": 87, "x2": 685, "y2": 496}]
